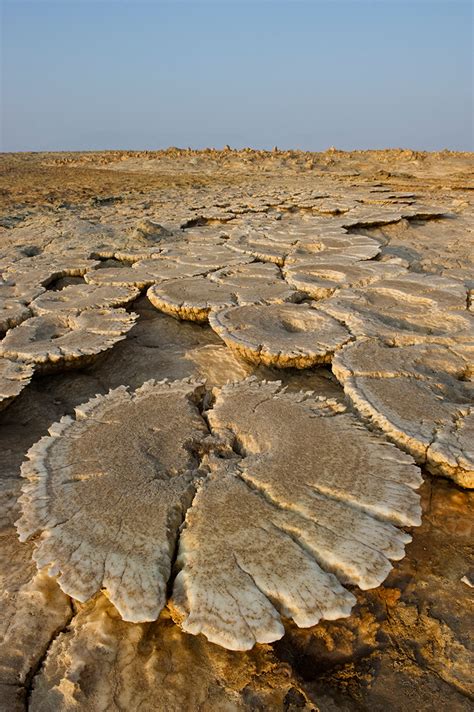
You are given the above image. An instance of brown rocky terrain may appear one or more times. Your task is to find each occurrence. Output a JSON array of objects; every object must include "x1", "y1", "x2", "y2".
[{"x1": 0, "y1": 149, "x2": 472, "y2": 711}]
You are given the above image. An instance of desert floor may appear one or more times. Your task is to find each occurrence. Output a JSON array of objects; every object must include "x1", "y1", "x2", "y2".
[{"x1": 0, "y1": 149, "x2": 472, "y2": 711}]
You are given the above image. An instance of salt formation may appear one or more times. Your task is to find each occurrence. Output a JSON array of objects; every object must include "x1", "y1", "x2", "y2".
[
  {"x1": 0, "y1": 300, "x2": 31, "y2": 333},
  {"x1": 172, "y1": 379, "x2": 422, "y2": 650},
  {"x1": 209, "y1": 303, "x2": 351, "y2": 367},
  {"x1": 0, "y1": 358, "x2": 34, "y2": 411},
  {"x1": 147, "y1": 267, "x2": 299, "y2": 323},
  {"x1": 0, "y1": 308, "x2": 137, "y2": 371},
  {"x1": 339, "y1": 204, "x2": 445, "y2": 229},
  {"x1": 209, "y1": 261, "x2": 299, "y2": 304},
  {"x1": 30, "y1": 283, "x2": 140, "y2": 316},
  {"x1": 29, "y1": 599, "x2": 310, "y2": 712},
  {"x1": 208, "y1": 261, "x2": 281, "y2": 283},
  {"x1": 3, "y1": 151, "x2": 472, "y2": 703},
  {"x1": 285, "y1": 233, "x2": 381, "y2": 264},
  {"x1": 16, "y1": 376, "x2": 421, "y2": 650},
  {"x1": 283, "y1": 261, "x2": 405, "y2": 299},
  {"x1": 84, "y1": 267, "x2": 156, "y2": 289},
  {"x1": 5, "y1": 254, "x2": 100, "y2": 288},
  {"x1": 16, "y1": 379, "x2": 209, "y2": 622},
  {"x1": 133, "y1": 258, "x2": 218, "y2": 281},
  {"x1": 160, "y1": 243, "x2": 251, "y2": 268},
  {"x1": 147, "y1": 278, "x2": 238, "y2": 321},
  {"x1": 318, "y1": 273, "x2": 473, "y2": 345},
  {"x1": 333, "y1": 340, "x2": 473, "y2": 488},
  {"x1": 227, "y1": 236, "x2": 293, "y2": 266},
  {"x1": 227, "y1": 221, "x2": 382, "y2": 268},
  {"x1": 113, "y1": 247, "x2": 163, "y2": 263},
  {"x1": 132, "y1": 247, "x2": 252, "y2": 282},
  {"x1": 0, "y1": 279, "x2": 45, "y2": 332}
]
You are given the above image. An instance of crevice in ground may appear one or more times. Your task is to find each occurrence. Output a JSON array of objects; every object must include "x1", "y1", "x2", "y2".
[{"x1": 23, "y1": 597, "x2": 76, "y2": 711}]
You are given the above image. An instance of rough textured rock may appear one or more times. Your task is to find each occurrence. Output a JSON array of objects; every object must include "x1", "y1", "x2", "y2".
[
  {"x1": 0, "y1": 309, "x2": 137, "y2": 372},
  {"x1": 172, "y1": 379, "x2": 422, "y2": 650},
  {"x1": 0, "y1": 358, "x2": 34, "y2": 412},
  {"x1": 16, "y1": 379, "x2": 209, "y2": 623},
  {"x1": 333, "y1": 340, "x2": 474, "y2": 488},
  {"x1": 209, "y1": 303, "x2": 351, "y2": 367},
  {"x1": 30, "y1": 283, "x2": 140, "y2": 316}
]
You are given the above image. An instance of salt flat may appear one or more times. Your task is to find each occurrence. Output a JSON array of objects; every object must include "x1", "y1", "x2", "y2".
[{"x1": 0, "y1": 148, "x2": 472, "y2": 711}]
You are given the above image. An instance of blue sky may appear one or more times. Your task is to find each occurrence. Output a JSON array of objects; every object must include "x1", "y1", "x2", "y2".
[{"x1": 1, "y1": 0, "x2": 473, "y2": 152}]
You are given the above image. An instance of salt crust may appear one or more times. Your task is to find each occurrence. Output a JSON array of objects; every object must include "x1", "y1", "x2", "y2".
[{"x1": 17, "y1": 378, "x2": 421, "y2": 650}]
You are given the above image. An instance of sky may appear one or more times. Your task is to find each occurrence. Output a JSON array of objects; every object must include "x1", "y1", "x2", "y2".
[{"x1": 1, "y1": 0, "x2": 473, "y2": 152}]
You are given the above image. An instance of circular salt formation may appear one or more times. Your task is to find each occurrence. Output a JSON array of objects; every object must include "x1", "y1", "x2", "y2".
[
  {"x1": 284, "y1": 261, "x2": 405, "y2": 299},
  {"x1": 318, "y1": 274, "x2": 473, "y2": 345},
  {"x1": 286, "y1": 234, "x2": 381, "y2": 265},
  {"x1": 209, "y1": 262, "x2": 281, "y2": 283},
  {"x1": 17, "y1": 379, "x2": 209, "y2": 623},
  {"x1": 17, "y1": 378, "x2": 422, "y2": 651},
  {"x1": 84, "y1": 267, "x2": 156, "y2": 289},
  {"x1": 333, "y1": 340, "x2": 474, "y2": 488},
  {"x1": 172, "y1": 379, "x2": 422, "y2": 650},
  {"x1": 0, "y1": 308, "x2": 137, "y2": 372},
  {"x1": 160, "y1": 243, "x2": 251, "y2": 269},
  {"x1": 227, "y1": 238, "x2": 292, "y2": 266},
  {"x1": 0, "y1": 278, "x2": 44, "y2": 304},
  {"x1": 114, "y1": 248, "x2": 162, "y2": 263},
  {"x1": 208, "y1": 262, "x2": 299, "y2": 304},
  {"x1": 0, "y1": 358, "x2": 34, "y2": 411},
  {"x1": 209, "y1": 303, "x2": 351, "y2": 367},
  {"x1": 0, "y1": 300, "x2": 31, "y2": 333},
  {"x1": 133, "y1": 258, "x2": 217, "y2": 282},
  {"x1": 5, "y1": 255, "x2": 100, "y2": 289},
  {"x1": 148, "y1": 270, "x2": 299, "y2": 323},
  {"x1": 0, "y1": 280, "x2": 46, "y2": 332},
  {"x1": 30, "y1": 283, "x2": 140, "y2": 316},
  {"x1": 147, "y1": 278, "x2": 236, "y2": 322}
]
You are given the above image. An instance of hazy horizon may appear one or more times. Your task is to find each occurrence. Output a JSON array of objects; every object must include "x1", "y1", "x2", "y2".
[{"x1": 2, "y1": 0, "x2": 473, "y2": 153}]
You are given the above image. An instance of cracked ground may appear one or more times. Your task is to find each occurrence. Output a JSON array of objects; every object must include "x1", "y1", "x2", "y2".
[{"x1": 0, "y1": 149, "x2": 473, "y2": 711}]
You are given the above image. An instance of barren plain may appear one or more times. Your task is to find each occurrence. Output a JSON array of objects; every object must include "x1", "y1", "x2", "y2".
[{"x1": 0, "y1": 148, "x2": 473, "y2": 711}]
